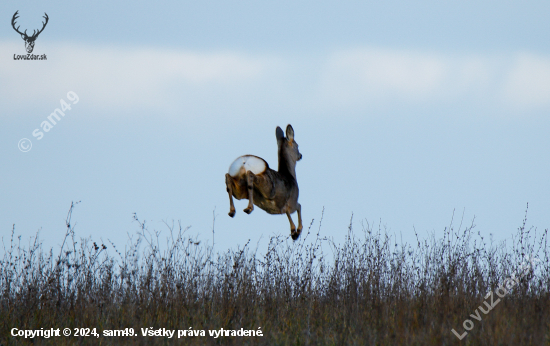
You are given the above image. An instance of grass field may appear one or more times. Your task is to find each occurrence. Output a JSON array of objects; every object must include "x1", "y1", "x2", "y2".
[{"x1": 1, "y1": 204, "x2": 549, "y2": 345}]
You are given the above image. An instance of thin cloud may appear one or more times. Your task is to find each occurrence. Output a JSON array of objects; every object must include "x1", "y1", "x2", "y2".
[
  {"x1": 317, "y1": 48, "x2": 448, "y2": 104},
  {"x1": 1, "y1": 41, "x2": 549, "y2": 115},
  {"x1": 315, "y1": 48, "x2": 550, "y2": 112},
  {"x1": 503, "y1": 53, "x2": 550, "y2": 108},
  {"x1": 0, "y1": 41, "x2": 280, "y2": 112}
]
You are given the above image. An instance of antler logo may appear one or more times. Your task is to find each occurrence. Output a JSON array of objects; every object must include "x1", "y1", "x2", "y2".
[{"x1": 12, "y1": 11, "x2": 49, "y2": 54}]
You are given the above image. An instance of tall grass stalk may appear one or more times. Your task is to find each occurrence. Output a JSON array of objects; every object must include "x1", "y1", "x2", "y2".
[{"x1": 1, "y1": 204, "x2": 549, "y2": 345}]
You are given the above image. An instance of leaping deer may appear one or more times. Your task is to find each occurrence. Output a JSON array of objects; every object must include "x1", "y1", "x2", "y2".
[
  {"x1": 225, "y1": 124, "x2": 303, "y2": 240},
  {"x1": 12, "y1": 11, "x2": 49, "y2": 54}
]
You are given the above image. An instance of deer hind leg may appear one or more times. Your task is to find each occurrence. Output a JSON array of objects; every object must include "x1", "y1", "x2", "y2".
[
  {"x1": 225, "y1": 173, "x2": 236, "y2": 217},
  {"x1": 243, "y1": 170, "x2": 255, "y2": 214}
]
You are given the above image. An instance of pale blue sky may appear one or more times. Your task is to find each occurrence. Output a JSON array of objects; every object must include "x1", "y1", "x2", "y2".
[{"x1": 1, "y1": 1, "x2": 549, "y2": 252}]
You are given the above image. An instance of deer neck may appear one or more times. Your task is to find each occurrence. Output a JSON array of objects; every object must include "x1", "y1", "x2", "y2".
[{"x1": 278, "y1": 148, "x2": 297, "y2": 181}]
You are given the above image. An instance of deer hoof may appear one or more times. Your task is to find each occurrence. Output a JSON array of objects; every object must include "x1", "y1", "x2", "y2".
[
  {"x1": 291, "y1": 231, "x2": 300, "y2": 241},
  {"x1": 243, "y1": 206, "x2": 253, "y2": 214},
  {"x1": 228, "y1": 210, "x2": 235, "y2": 218}
]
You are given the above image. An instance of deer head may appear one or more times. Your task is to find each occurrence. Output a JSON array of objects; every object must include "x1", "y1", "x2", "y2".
[
  {"x1": 12, "y1": 11, "x2": 49, "y2": 54},
  {"x1": 276, "y1": 124, "x2": 302, "y2": 179}
]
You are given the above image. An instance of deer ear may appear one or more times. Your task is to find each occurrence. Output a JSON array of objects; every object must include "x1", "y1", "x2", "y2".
[
  {"x1": 286, "y1": 124, "x2": 294, "y2": 142},
  {"x1": 276, "y1": 126, "x2": 284, "y2": 142}
]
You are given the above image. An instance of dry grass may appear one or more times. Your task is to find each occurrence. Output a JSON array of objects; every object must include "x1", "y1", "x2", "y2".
[{"x1": 1, "y1": 203, "x2": 549, "y2": 345}]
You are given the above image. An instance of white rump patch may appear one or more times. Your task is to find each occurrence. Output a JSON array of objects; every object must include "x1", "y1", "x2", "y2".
[{"x1": 228, "y1": 155, "x2": 267, "y2": 177}]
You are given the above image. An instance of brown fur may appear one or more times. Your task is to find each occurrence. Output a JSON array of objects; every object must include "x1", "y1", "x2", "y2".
[{"x1": 225, "y1": 124, "x2": 303, "y2": 240}]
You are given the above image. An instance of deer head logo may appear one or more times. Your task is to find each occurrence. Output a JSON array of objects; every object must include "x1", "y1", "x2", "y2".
[{"x1": 12, "y1": 11, "x2": 49, "y2": 54}]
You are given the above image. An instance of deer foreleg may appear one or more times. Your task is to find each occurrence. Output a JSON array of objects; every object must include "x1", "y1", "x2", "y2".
[
  {"x1": 225, "y1": 173, "x2": 236, "y2": 217},
  {"x1": 296, "y1": 203, "x2": 303, "y2": 234},
  {"x1": 288, "y1": 204, "x2": 303, "y2": 240},
  {"x1": 286, "y1": 212, "x2": 297, "y2": 239},
  {"x1": 243, "y1": 171, "x2": 255, "y2": 214}
]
